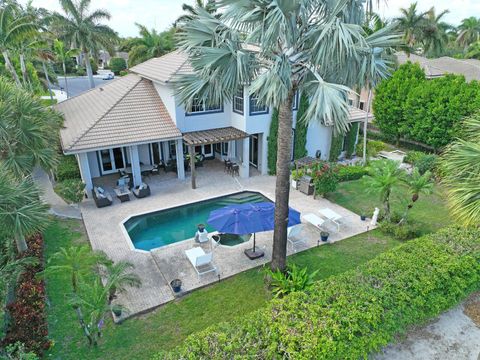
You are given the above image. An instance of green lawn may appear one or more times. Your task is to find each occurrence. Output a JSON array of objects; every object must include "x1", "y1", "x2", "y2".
[{"x1": 44, "y1": 220, "x2": 401, "y2": 359}]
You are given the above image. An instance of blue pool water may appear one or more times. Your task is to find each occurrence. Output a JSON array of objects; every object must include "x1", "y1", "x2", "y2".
[{"x1": 124, "y1": 191, "x2": 270, "y2": 251}]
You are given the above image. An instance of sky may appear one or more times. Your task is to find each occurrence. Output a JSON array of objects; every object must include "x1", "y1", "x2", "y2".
[{"x1": 20, "y1": 0, "x2": 480, "y2": 38}]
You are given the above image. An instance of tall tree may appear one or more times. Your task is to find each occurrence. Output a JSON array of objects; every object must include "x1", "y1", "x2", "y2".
[
  {"x1": 441, "y1": 113, "x2": 480, "y2": 226},
  {"x1": 53, "y1": 0, "x2": 118, "y2": 89},
  {"x1": 398, "y1": 168, "x2": 433, "y2": 224},
  {"x1": 396, "y1": 2, "x2": 428, "y2": 54},
  {"x1": 175, "y1": 1, "x2": 398, "y2": 271},
  {"x1": 175, "y1": 0, "x2": 218, "y2": 26},
  {"x1": 457, "y1": 17, "x2": 480, "y2": 48},
  {"x1": 421, "y1": 7, "x2": 451, "y2": 57},
  {"x1": 53, "y1": 39, "x2": 79, "y2": 97},
  {"x1": 127, "y1": 24, "x2": 175, "y2": 67}
]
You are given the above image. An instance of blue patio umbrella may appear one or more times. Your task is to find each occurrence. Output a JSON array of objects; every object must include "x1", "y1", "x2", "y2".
[{"x1": 207, "y1": 202, "x2": 301, "y2": 259}]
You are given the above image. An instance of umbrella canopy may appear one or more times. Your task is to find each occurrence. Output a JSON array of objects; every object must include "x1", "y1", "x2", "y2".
[{"x1": 207, "y1": 202, "x2": 301, "y2": 235}]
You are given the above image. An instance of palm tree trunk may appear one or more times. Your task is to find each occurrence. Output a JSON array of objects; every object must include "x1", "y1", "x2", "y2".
[
  {"x1": 19, "y1": 53, "x2": 29, "y2": 87},
  {"x1": 271, "y1": 91, "x2": 295, "y2": 272},
  {"x1": 42, "y1": 61, "x2": 54, "y2": 102},
  {"x1": 63, "y1": 61, "x2": 69, "y2": 98},
  {"x1": 14, "y1": 232, "x2": 28, "y2": 253},
  {"x1": 83, "y1": 51, "x2": 95, "y2": 89},
  {"x1": 75, "y1": 306, "x2": 94, "y2": 346},
  {"x1": 362, "y1": 88, "x2": 372, "y2": 165},
  {"x1": 2, "y1": 50, "x2": 21, "y2": 86}
]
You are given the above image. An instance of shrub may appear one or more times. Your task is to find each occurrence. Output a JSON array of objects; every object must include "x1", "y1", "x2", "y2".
[
  {"x1": 266, "y1": 264, "x2": 318, "y2": 298},
  {"x1": 336, "y1": 165, "x2": 368, "y2": 182},
  {"x1": 312, "y1": 163, "x2": 339, "y2": 196},
  {"x1": 415, "y1": 154, "x2": 438, "y2": 175},
  {"x1": 345, "y1": 122, "x2": 359, "y2": 158},
  {"x1": 378, "y1": 221, "x2": 421, "y2": 241},
  {"x1": 404, "y1": 150, "x2": 425, "y2": 164},
  {"x1": 328, "y1": 135, "x2": 343, "y2": 161},
  {"x1": 54, "y1": 179, "x2": 85, "y2": 203},
  {"x1": 109, "y1": 57, "x2": 127, "y2": 75},
  {"x1": 89, "y1": 58, "x2": 98, "y2": 74},
  {"x1": 293, "y1": 93, "x2": 308, "y2": 160},
  {"x1": 157, "y1": 227, "x2": 480, "y2": 359},
  {"x1": 267, "y1": 109, "x2": 279, "y2": 174},
  {"x1": 3, "y1": 342, "x2": 39, "y2": 359},
  {"x1": 55, "y1": 155, "x2": 81, "y2": 181},
  {"x1": 291, "y1": 169, "x2": 304, "y2": 181},
  {"x1": 75, "y1": 67, "x2": 86, "y2": 76},
  {"x1": 119, "y1": 70, "x2": 128, "y2": 77},
  {"x1": 356, "y1": 138, "x2": 387, "y2": 158}
]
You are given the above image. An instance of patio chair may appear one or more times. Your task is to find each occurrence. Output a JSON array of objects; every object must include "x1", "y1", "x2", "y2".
[
  {"x1": 164, "y1": 161, "x2": 174, "y2": 173},
  {"x1": 287, "y1": 225, "x2": 306, "y2": 252},
  {"x1": 231, "y1": 164, "x2": 240, "y2": 177},
  {"x1": 196, "y1": 154, "x2": 205, "y2": 167},
  {"x1": 92, "y1": 186, "x2": 113, "y2": 208},
  {"x1": 133, "y1": 183, "x2": 151, "y2": 198},
  {"x1": 318, "y1": 208, "x2": 343, "y2": 231},
  {"x1": 151, "y1": 163, "x2": 161, "y2": 175},
  {"x1": 302, "y1": 213, "x2": 325, "y2": 231},
  {"x1": 185, "y1": 247, "x2": 217, "y2": 277}
]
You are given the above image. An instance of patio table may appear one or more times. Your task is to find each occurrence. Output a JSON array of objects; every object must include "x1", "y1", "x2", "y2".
[
  {"x1": 114, "y1": 187, "x2": 131, "y2": 202},
  {"x1": 125, "y1": 164, "x2": 154, "y2": 175}
]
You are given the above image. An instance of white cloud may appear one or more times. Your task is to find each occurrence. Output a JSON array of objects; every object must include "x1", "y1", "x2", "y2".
[{"x1": 19, "y1": 0, "x2": 480, "y2": 37}]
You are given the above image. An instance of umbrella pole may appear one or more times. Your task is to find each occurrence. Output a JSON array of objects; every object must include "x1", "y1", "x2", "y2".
[
  {"x1": 252, "y1": 233, "x2": 256, "y2": 252},
  {"x1": 244, "y1": 232, "x2": 264, "y2": 260}
]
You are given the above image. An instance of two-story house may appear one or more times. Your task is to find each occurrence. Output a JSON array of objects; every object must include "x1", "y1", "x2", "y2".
[{"x1": 56, "y1": 50, "x2": 371, "y2": 192}]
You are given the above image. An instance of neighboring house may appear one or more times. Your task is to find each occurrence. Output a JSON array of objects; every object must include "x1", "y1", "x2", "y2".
[
  {"x1": 55, "y1": 50, "x2": 371, "y2": 192},
  {"x1": 98, "y1": 50, "x2": 130, "y2": 69}
]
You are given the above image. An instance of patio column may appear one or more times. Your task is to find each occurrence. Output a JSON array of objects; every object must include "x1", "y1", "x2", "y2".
[
  {"x1": 240, "y1": 137, "x2": 250, "y2": 179},
  {"x1": 189, "y1": 145, "x2": 196, "y2": 189},
  {"x1": 175, "y1": 139, "x2": 185, "y2": 180},
  {"x1": 129, "y1": 145, "x2": 142, "y2": 187},
  {"x1": 77, "y1": 152, "x2": 93, "y2": 192},
  {"x1": 162, "y1": 141, "x2": 170, "y2": 162}
]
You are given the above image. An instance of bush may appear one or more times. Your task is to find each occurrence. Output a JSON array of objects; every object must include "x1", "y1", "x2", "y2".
[
  {"x1": 404, "y1": 150, "x2": 425, "y2": 164},
  {"x1": 89, "y1": 58, "x2": 98, "y2": 74},
  {"x1": 119, "y1": 70, "x2": 128, "y2": 77},
  {"x1": 328, "y1": 135, "x2": 343, "y2": 161},
  {"x1": 54, "y1": 179, "x2": 85, "y2": 204},
  {"x1": 266, "y1": 264, "x2": 318, "y2": 298},
  {"x1": 312, "y1": 163, "x2": 339, "y2": 196},
  {"x1": 109, "y1": 57, "x2": 127, "y2": 75},
  {"x1": 291, "y1": 169, "x2": 304, "y2": 181},
  {"x1": 345, "y1": 122, "x2": 359, "y2": 158},
  {"x1": 378, "y1": 221, "x2": 421, "y2": 241},
  {"x1": 76, "y1": 67, "x2": 86, "y2": 76},
  {"x1": 356, "y1": 138, "x2": 387, "y2": 158},
  {"x1": 415, "y1": 154, "x2": 438, "y2": 175},
  {"x1": 267, "y1": 109, "x2": 279, "y2": 174},
  {"x1": 158, "y1": 227, "x2": 480, "y2": 359},
  {"x1": 55, "y1": 155, "x2": 81, "y2": 181},
  {"x1": 336, "y1": 165, "x2": 369, "y2": 182}
]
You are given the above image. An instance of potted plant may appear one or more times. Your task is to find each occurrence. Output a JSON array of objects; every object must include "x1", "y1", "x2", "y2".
[
  {"x1": 360, "y1": 214, "x2": 367, "y2": 221},
  {"x1": 170, "y1": 279, "x2": 182, "y2": 293},
  {"x1": 197, "y1": 224, "x2": 205, "y2": 232},
  {"x1": 320, "y1": 231, "x2": 329, "y2": 242},
  {"x1": 291, "y1": 169, "x2": 304, "y2": 189},
  {"x1": 112, "y1": 305, "x2": 122, "y2": 317}
]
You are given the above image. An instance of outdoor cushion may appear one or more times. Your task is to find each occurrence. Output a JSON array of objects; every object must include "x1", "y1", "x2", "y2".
[{"x1": 97, "y1": 187, "x2": 105, "y2": 194}]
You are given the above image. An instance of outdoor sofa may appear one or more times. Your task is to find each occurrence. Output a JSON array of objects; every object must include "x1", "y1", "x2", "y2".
[
  {"x1": 92, "y1": 186, "x2": 113, "y2": 208},
  {"x1": 133, "y1": 183, "x2": 151, "y2": 198}
]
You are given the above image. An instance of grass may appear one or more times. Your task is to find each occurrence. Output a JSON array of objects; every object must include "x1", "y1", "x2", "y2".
[{"x1": 44, "y1": 220, "x2": 401, "y2": 359}]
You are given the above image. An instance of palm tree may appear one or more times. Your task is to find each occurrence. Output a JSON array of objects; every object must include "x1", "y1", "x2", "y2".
[
  {"x1": 0, "y1": 167, "x2": 50, "y2": 253},
  {"x1": 457, "y1": 17, "x2": 480, "y2": 48},
  {"x1": 53, "y1": 0, "x2": 118, "y2": 89},
  {"x1": 43, "y1": 246, "x2": 109, "y2": 294},
  {"x1": 0, "y1": 4, "x2": 37, "y2": 86},
  {"x1": 127, "y1": 24, "x2": 175, "y2": 67},
  {"x1": 100, "y1": 261, "x2": 141, "y2": 304},
  {"x1": 0, "y1": 77, "x2": 63, "y2": 177},
  {"x1": 440, "y1": 114, "x2": 480, "y2": 226},
  {"x1": 466, "y1": 41, "x2": 480, "y2": 59},
  {"x1": 53, "y1": 39, "x2": 79, "y2": 98},
  {"x1": 398, "y1": 168, "x2": 433, "y2": 224},
  {"x1": 364, "y1": 160, "x2": 403, "y2": 221},
  {"x1": 421, "y1": 8, "x2": 451, "y2": 57},
  {"x1": 176, "y1": 1, "x2": 399, "y2": 271},
  {"x1": 396, "y1": 2, "x2": 428, "y2": 54},
  {"x1": 175, "y1": 0, "x2": 218, "y2": 26}
]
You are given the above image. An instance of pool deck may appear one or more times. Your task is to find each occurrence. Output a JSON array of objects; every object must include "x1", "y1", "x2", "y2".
[{"x1": 81, "y1": 161, "x2": 371, "y2": 321}]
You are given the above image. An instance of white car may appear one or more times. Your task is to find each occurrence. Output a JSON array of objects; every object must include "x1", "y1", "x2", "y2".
[{"x1": 102, "y1": 73, "x2": 114, "y2": 80}]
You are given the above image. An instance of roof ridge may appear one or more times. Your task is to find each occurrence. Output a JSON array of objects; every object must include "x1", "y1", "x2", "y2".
[
  {"x1": 167, "y1": 55, "x2": 190, "y2": 83},
  {"x1": 66, "y1": 76, "x2": 143, "y2": 151}
]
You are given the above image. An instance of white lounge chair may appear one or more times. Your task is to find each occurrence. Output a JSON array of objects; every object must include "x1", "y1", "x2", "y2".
[
  {"x1": 318, "y1": 208, "x2": 343, "y2": 231},
  {"x1": 302, "y1": 213, "x2": 325, "y2": 231},
  {"x1": 185, "y1": 247, "x2": 217, "y2": 277},
  {"x1": 287, "y1": 225, "x2": 306, "y2": 252}
]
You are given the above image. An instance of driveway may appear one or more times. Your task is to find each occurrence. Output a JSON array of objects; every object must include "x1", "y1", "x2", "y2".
[{"x1": 54, "y1": 75, "x2": 113, "y2": 98}]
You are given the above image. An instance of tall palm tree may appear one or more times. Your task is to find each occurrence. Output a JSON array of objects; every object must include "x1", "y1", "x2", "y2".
[
  {"x1": 0, "y1": 77, "x2": 63, "y2": 177},
  {"x1": 398, "y1": 168, "x2": 433, "y2": 224},
  {"x1": 0, "y1": 4, "x2": 37, "y2": 86},
  {"x1": 53, "y1": 0, "x2": 118, "y2": 89},
  {"x1": 441, "y1": 113, "x2": 480, "y2": 226},
  {"x1": 100, "y1": 261, "x2": 141, "y2": 304},
  {"x1": 53, "y1": 39, "x2": 79, "y2": 97},
  {"x1": 0, "y1": 167, "x2": 50, "y2": 253},
  {"x1": 421, "y1": 8, "x2": 451, "y2": 57},
  {"x1": 457, "y1": 17, "x2": 480, "y2": 48},
  {"x1": 364, "y1": 160, "x2": 403, "y2": 221},
  {"x1": 175, "y1": 0, "x2": 218, "y2": 26},
  {"x1": 127, "y1": 24, "x2": 175, "y2": 67},
  {"x1": 176, "y1": 1, "x2": 399, "y2": 271},
  {"x1": 396, "y1": 2, "x2": 428, "y2": 54}
]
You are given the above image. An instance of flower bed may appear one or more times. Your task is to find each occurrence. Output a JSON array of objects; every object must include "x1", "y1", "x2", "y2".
[{"x1": 2, "y1": 234, "x2": 50, "y2": 355}]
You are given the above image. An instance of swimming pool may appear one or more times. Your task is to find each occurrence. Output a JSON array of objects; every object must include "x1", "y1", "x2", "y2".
[{"x1": 123, "y1": 191, "x2": 271, "y2": 251}]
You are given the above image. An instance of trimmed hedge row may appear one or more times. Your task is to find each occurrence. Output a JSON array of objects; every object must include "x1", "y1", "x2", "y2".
[
  {"x1": 156, "y1": 227, "x2": 480, "y2": 359},
  {"x1": 55, "y1": 155, "x2": 81, "y2": 182},
  {"x1": 336, "y1": 165, "x2": 368, "y2": 182}
]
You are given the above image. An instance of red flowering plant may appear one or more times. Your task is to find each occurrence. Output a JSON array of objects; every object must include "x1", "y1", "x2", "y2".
[{"x1": 310, "y1": 162, "x2": 339, "y2": 197}]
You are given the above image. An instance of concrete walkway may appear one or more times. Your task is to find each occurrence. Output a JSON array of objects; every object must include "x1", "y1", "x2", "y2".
[{"x1": 32, "y1": 167, "x2": 82, "y2": 220}]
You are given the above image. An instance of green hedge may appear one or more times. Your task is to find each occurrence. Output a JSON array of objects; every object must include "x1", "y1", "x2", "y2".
[
  {"x1": 336, "y1": 165, "x2": 368, "y2": 181},
  {"x1": 110, "y1": 57, "x2": 127, "y2": 75},
  {"x1": 328, "y1": 135, "x2": 343, "y2": 162},
  {"x1": 293, "y1": 93, "x2": 308, "y2": 160},
  {"x1": 267, "y1": 109, "x2": 279, "y2": 175},
  {"x1": 55, "y1": 155, "x2": 81, "y2": 181},
  {"x1": 345, "y1": 122, "x2": 359, "y2": 158},
  {"x1": 54, "y1": 179, "x2": 85, "y2": 204},
  {"x1": 156, "y1": 227, "x2": 480, "y2": 359}
]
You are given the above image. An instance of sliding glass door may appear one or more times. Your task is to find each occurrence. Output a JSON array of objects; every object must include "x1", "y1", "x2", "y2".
[
  {"x1": 249, "y1": 134, "x2": 259, "y2": 168},
  {"x1": 98, "y1": 147, "x2": 126, "y2": 174}
]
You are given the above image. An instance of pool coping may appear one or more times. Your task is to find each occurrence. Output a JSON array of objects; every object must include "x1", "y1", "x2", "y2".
[{"x1": 119, "y1": 189, "x2": 273, "y2": 253}]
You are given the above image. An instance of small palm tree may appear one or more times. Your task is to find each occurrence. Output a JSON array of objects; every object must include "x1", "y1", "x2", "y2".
[
  {"x1": 398, "y1": 168, "x2": 433, "y2": 224},
  {"x1": 100, "y1": 261, "x2": 141, "y2": 304},
  {"x1": 441, "y1": 114, "x2": 480, "y2": 226},
  {"x1": 53, "y1": 0, "x2": 118, "y2": 89},
  {"x1": 175, "y1": 0, "x2": 218, "y2": 26},
  {"x1": 127, "y1": 24, "x2": 175, "y2": 67},
  {"x1": 43, "y1": 245, "x2": 110, "y2": 293},
  {"x1": 364, "y1": 160, "x2": 403, "y2": 221},
  {"x1": 457, "y1": 17, "x2": 480, "y2": 48},
  {"x1": 176, "y1": 1, "x2": 399, "y2": 271},
  {"x1": 396, "y1": 2, "x2": 428, "y2": 54},
  {"x1": 53, "y1": 39, "x2": 79, "y2": 98}
]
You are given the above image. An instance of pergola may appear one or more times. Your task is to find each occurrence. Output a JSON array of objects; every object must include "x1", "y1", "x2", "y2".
[{"x1": 183, "y1": 127, "x2": 250, "y2": 189}]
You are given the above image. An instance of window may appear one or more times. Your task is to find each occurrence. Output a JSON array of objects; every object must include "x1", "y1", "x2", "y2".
[
  {"x1": 348, "y1": 98, "x2": 354, "y2": 106},
  {"x1": 292, "y1": 91, "x2": 299, "y2": 111},
  {"x1": 186, "y1": 96, "x2": 222, "y2": 115},
  {"x1": 249, "y1": 93, "x2": 268, "y2": 115},
  {"x1": 233, "y1": 88, "x2": 244, "y2": 114},
  {"x1": 169, "y1": 140, "x2": 177, "y2": 158},
  {"x1": 359, "y1": 101, "x2": 365, "y2": 110}
]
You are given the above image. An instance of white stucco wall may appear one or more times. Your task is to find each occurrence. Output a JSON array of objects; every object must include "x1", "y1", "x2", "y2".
[
  {"x1": 153, "y1": 83, "x2": 177, "y2": 122},
  {"x1": 87, "y1": 151, "x2": 100, "y2": 178},
  {"x1": 305, "y1": 121, "x2": 332, "y2": 161}
]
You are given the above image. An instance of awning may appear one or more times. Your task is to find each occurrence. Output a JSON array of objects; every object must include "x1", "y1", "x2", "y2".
[{"x1": 183, "y1": 127, "x2": 249, "y2": 146}]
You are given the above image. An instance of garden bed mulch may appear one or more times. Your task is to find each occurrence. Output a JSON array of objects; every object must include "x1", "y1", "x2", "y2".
[{"x1": 463, "y1": 292, "x2": 480, "y2": 327}]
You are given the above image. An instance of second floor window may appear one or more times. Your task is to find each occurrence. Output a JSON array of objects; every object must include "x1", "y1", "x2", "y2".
[
  {"x1": 249, "y1": 93, "x2": 268, "y2": 115},
  {"x1": 233, "y1": 88, "x2": 244, "y2": 114},
  {"x1": 186, "y1": 96, "x2": 222, "y2": 115}
]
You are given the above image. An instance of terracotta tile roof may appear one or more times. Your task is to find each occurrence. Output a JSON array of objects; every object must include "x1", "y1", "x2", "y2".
[
  {"x1": 129, "y1": 50, "x2": 193, "y2": 84},
  {"x1": 56, "y1": 74, "x2": 182, "y2": 153},
  {"x1": 183, "y1": 127, "x2": 249, "y2": 146}
]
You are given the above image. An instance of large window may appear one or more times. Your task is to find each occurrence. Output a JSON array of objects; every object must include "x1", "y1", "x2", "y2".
[
  {"x1": 186, "y1": 96, "x2": 223, "y2": 115},
  {"x1": 249, "y1": 94, "x2": 268, "y2": 115},
  {"x1": 233, "y1": 88, "x2": 244, "y2": 114}
]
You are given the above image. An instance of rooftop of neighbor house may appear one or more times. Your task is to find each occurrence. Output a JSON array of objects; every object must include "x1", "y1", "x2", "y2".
[
  {"x1": 55, "y1": 73, "x2": 182, "y2": 154},
  {"x1": 396, "y1": 51, "x2": 480, "y2": 82}
]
